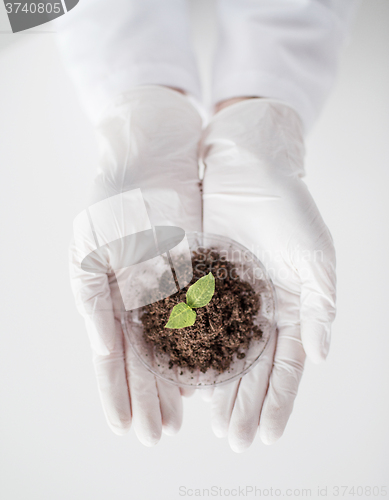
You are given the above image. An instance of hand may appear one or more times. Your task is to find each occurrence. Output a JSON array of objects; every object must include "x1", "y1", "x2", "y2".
[
  {"x1": 70, "y1": 86, "x2": 202, "y2": 445},
  {"x1": 201, "y1": 99, "x2": 336, "y2": 451}
]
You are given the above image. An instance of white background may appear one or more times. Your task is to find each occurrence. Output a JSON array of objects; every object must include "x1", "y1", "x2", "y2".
[{"x1": 0, "y1": 1, "x2": 388, "y2": 499}]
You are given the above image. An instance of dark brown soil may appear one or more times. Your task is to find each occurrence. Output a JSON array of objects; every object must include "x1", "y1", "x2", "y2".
[{"x1": 140, "y1": 248, "x2": 262, "y2": 373}]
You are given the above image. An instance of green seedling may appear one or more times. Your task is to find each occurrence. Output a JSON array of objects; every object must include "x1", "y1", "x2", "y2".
[{"x1": 165, "y1": 272, "x2": 215, "y2": 329}]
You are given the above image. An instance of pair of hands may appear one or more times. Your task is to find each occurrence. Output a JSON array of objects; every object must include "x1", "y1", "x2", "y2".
[{"x1": 70, "y1": 86, "x2": 336, "y2": 452}]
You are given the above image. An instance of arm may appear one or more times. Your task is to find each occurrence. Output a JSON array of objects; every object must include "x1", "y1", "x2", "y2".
[
  {"x1": 213, "y1": 0, "x2": 356, "y2": 132},
  {"x1": 55, "y1": 0, "x2": 201, "y2": 123}
]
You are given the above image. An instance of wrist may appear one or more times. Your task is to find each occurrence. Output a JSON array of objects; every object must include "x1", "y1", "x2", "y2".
[{"x1": 214, "y1": 96, "x2": 259, "y2": 114}]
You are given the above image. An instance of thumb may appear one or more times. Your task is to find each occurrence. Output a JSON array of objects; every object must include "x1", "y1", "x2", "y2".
[
  {"x1": 299, "y1": 258, "x2": 336, "y2": 364},
  {"x1": 69, "y1": 253, "x2": 116, "y2": 356}
]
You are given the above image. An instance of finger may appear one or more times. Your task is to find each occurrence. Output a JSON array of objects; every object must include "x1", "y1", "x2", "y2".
[
  {"x1": 83, "y1": 307, "x2": 116, "y2": 356},
  {"x1": 125, "y1": 338, "x2": 162, "y2": 447},
  {"x1": 211, "y1": 379, "x2": 240, "y2": 438},
  {"x1": 180, "y1": 387, "x2": 196, "y2": 398},
  {"x1": 228, "y1": 331, "x2": 276, "y2": 453},
  {"x1": 92, "y1": 319, "x2": 132, "y2": 435},
  {"x1": 201, "y1": 388, "x2": 215, "y2": 402},
  {"x1": 300, "y1": 258, "x2": 336, "y2": 364},
  {"x1": 69, "y1": 236, "x2": 116, "y2": 356},
  {"x1": 157, "y1": 379, "x2": 183, "y2": 436},
  {"x1": 258, "y1": 325, "x2": 305, "y2": 445}
]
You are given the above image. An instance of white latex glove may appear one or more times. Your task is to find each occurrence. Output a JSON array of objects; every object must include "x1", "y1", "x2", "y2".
[
  {"x1": 70, "y1": 86, "x2": 202, "y2": 445},
  {"x1": 201, "y1": 99, "x2": 336, "y2": 451}
]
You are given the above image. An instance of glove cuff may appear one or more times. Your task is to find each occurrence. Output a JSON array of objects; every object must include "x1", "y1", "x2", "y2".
[
  {"x1": 201, "y1": 98, "x2": 305, "y2": 178},
  {"x1": 96, "y1": 85, "x2": 202, "y2": 127}
]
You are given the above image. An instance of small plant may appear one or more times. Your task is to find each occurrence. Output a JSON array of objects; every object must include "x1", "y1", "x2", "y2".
[{"x1": 165, "y1": 272, "x2": 215, "y2": 329}]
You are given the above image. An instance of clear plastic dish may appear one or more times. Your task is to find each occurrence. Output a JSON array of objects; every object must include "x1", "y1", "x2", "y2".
[{"x1": 121, "y1": 232, "x2": 276, "y2": 388}]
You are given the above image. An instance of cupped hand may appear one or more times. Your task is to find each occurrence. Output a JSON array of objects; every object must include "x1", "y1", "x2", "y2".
[
  {"x1": 70, "y1": 86, "x2": 202, "y2": 444},
  {"x1": 201, "y1": 99, "x2": 336, "y2": 451}
]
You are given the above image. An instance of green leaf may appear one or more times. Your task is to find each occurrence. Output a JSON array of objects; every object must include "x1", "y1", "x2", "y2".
[
  {"x1": 165, "y1": 302, "x2": 196, "y2": 329},
  {"x1": 186, "y1": 272, "x2": 215, "y2": 309}
]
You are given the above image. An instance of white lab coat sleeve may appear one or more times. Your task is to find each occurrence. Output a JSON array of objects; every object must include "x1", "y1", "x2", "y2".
[
  {"x1": 213, "y1": 0, "x2": 357, "y2": 133},
  {"x1": 54, "y1": 0, "x2": 201, "y2": 124}
]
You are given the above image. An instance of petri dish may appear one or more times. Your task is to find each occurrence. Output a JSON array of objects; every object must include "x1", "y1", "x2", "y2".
[{"x1": 121, "y1": 232, "x2": 277, "y2": 388}]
